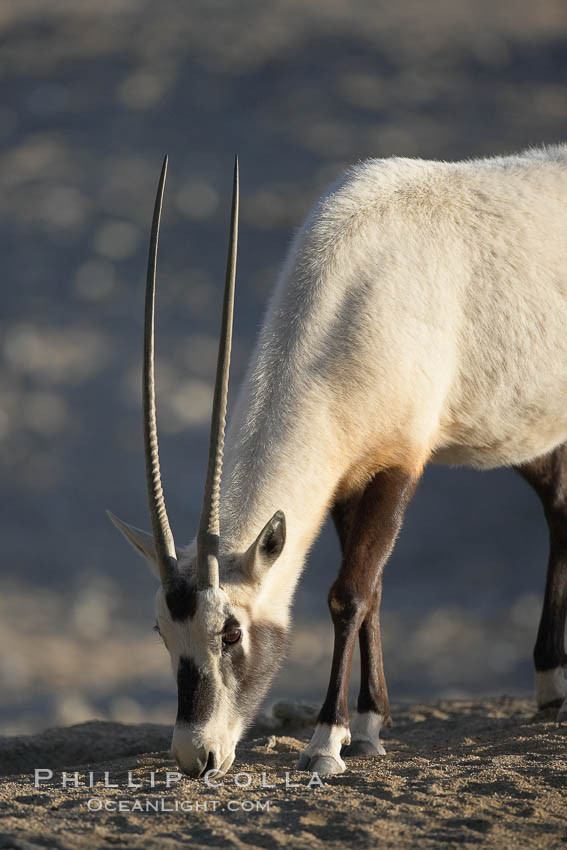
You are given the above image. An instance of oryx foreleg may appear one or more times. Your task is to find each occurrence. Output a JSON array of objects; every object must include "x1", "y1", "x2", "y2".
[{"x1": 297, "y1": 466, "x2": 418, "y2": 774}]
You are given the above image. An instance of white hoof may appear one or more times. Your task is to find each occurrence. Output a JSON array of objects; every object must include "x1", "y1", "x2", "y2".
[
  {"x1": 536, "y1": 667, "x2": 567, "y2": 710},
  {"x1": 296, "y1": 723, "x2": 350, "y2": 774},
  {"x1": 343, "y1": 711, "x2": 386, "y2": 758}
]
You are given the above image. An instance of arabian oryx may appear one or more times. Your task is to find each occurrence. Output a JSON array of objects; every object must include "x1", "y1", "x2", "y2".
[{"x1": 110, "y1": 146, "x2": 567, "y2": 777}]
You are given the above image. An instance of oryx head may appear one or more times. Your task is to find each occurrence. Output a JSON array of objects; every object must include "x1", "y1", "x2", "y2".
[{"x1": 109, "y1": 157, "x2": 288, "y2": 776}]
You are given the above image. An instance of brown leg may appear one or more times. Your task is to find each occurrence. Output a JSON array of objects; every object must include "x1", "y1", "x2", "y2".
[
  {"x1": 357, "y1": 582, "x2": 390, "y2": 720},
  {"x1": 516, "y1": 445, "x2": 567, "y2": 715},
  {"x1": 341, "y1": 580, "x2": 393, "y2": 757},
  {"x1": 331, "y1": 496, "x2": 392, "y2": 757},
  {"x1": 297, "y1": 466, "x2": 417, "y2": 773}
]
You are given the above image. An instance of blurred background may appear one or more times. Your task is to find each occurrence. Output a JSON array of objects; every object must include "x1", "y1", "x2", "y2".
[{"x1": 1, "y1": 0, "x2": 567, "y2": 735}]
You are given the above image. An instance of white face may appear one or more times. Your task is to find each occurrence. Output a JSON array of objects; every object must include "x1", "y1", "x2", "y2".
[
  {"x1": 109, "y1": 509, "x2": 288, "y2": 776},
  {"x1": 154, "y1": 578, "x2": 287, "y2": 777}
]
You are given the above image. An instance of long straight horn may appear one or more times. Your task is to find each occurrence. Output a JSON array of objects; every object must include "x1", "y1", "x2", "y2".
[
  {"x1": 143, "y1": 155, "x2": 178, "y2": 590},
  {"x1": 196, "y1": 156, "x2": 239, "y2": 589}
]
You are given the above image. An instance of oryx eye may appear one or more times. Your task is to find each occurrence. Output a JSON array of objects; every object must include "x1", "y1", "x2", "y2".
[{"x1": 222, "y1": 628, "x2": 242, "y2": 646}]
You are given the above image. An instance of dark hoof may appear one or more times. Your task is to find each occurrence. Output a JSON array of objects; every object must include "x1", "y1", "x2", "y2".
[
  {"x1": 296, "y1": 753, "x2": 345, "y2": 774},
  {"x1": 531, "y1": 702, "x2": 562, "y2": 723},
  {"x1": 342, "y1": 739, "x2": 386, "y2": 758}
]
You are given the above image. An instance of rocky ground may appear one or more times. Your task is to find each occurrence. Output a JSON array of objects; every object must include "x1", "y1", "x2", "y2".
[{"x1": 0, "y1": 698, "x2": 565, "y2": 849}]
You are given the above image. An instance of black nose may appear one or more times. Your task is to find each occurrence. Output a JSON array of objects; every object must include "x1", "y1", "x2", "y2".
[{"x1": 199, "y1": 751, "x2": 216, "y2": 777}]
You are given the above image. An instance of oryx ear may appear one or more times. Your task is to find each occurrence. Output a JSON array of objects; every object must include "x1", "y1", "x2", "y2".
[
  {"x1": 243, "y1": 510, "x2": 286, "y2": 582},
  {"x1": 107, "y1": 510, "x2": 161, "y2": 580}
]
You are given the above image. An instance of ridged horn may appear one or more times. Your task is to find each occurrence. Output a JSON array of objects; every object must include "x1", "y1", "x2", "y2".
[
  {"x1": 196, "y1": 156, "x2": 239, "y2": 589},
  {"x1": 143, "y1": 155, "x2": 178, "y2": 590}
]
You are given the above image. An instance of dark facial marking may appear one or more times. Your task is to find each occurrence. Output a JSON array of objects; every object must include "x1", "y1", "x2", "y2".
[
  {"x1": 227, "y1": 619, "x2": 289, "y2": 722},
  {"x1": 176, "y1": 656, "x2": 214, "y2": 725},
  {"x1": 223, "y1": 615, "x2": 240, "y2": 631},
  {"x1": 166, "y1": 576, "x2": 198, "y2": 622}
]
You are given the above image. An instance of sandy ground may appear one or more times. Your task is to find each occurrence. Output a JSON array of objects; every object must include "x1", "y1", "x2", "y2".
[
  {"x1": 0, "y1": 698, "x2": 565, "y2": 849},
  {"x1": 2, "y1": 0, "x2": 567, "y2": 741},
  {"x1": 1, "y1": 4, "x2": 567, "y2": 845}
]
